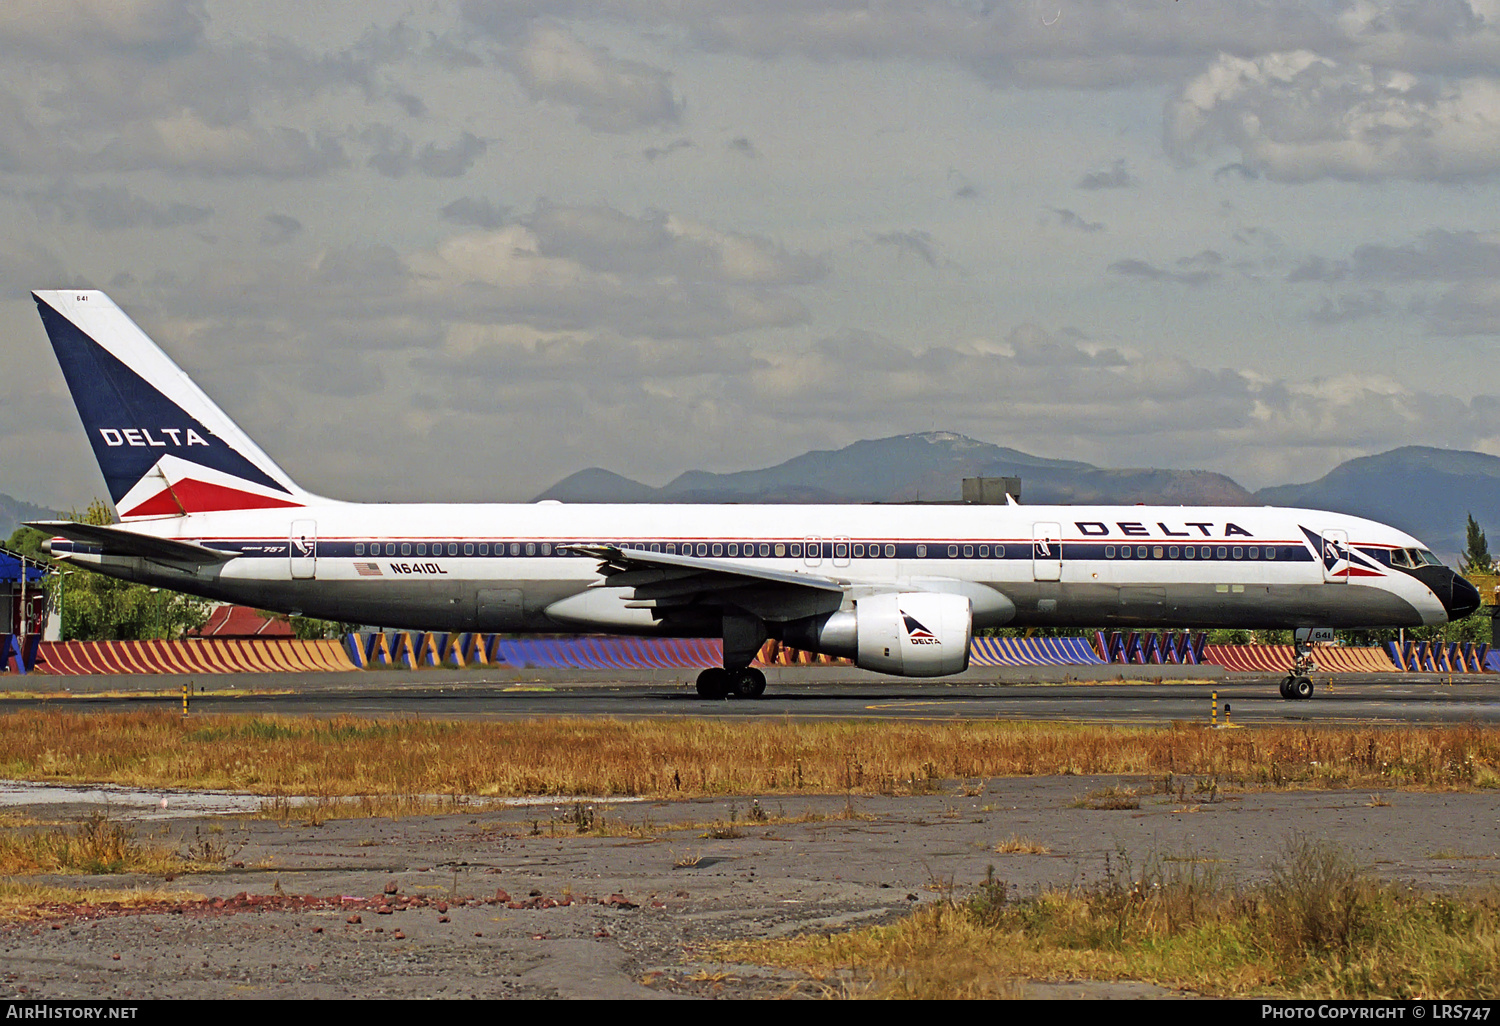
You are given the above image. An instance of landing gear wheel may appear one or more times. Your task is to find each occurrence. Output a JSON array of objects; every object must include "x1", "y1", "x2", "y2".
[
  {"x1": 1279, "y1": 677, "x2": 1294, "y2": 699},
  {"x1": 1293, "y1": 676, "x2": 1314, "y2": 700},
  {"x1": 730, "y1": 667, "x2": 767, "y2": 699},
  {"x1": 695, "y1": 667, "x2": 730, "y2": 699}
]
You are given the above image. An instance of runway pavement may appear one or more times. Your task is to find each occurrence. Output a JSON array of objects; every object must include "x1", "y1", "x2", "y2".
[{"x1": 3, "y1": 664, "x2": 1499, "y2": 724}]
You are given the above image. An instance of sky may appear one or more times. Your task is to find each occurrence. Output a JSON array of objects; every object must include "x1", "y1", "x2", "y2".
[{"x1": 3, "y1": 0, "x2": 1500, "y2": 509}]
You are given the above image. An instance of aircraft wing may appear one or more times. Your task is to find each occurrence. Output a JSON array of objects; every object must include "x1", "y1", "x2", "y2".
[
  {"x1": 568, "y1": 543, "x2": 845, "y2": 620},
  {"x1": 28, "y1": 520, "x2": 238, "y2": 566}
]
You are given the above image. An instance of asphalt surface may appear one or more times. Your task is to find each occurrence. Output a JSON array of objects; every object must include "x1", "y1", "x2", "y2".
[{"x1": 2, "y1": 664, "x2": 1500, "y2": 724}]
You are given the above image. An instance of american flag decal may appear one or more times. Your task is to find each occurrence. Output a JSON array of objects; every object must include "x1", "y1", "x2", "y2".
[{"x1": 354, "y1": 562, "x2": 383, "y2": 577}]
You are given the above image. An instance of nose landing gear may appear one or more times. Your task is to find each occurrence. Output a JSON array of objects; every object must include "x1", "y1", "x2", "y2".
[
  {"x1": 1279, "y1": 675, "x2": 1314, "y2": 700},
  {"x1": 1280, "y1": 639, "x2": 1318, "y2": 700}
]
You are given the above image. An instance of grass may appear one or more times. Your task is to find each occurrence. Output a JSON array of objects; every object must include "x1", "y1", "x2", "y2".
[
  {"x1": 0, "y1": 881, "x2": 204, "y2": 922},
  {"x1": 723, "y1": 841, "x2": 1500, "y2": 999},
  {"x1": 0, "y1": 712, "x2": 1499, "y2": 800},
  {"x1": 0, "y1": 813, "x2": 188, "y2": 875},
  {"x1": 993, "y1": 835, "x2": 1051, "y2": 855}
]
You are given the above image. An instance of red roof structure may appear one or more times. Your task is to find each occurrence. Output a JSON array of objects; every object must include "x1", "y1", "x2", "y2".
[{"x1": 190, "y1": 605, "x2": 294, "y2": 639}]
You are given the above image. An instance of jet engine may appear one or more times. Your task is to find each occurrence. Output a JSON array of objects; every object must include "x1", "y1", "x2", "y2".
[{"x1": 781, "y1": 591, "x2": 972, "y2": 677}]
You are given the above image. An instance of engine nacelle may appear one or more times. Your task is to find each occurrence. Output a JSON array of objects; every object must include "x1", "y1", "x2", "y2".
[{"x1": 782, "y1": 591, "x2": 973, "y2": 677}]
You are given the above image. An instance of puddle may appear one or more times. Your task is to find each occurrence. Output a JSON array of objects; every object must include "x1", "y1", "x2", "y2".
[{"x1": 0, "y1": 780, "x2": 645, "y2": 820}]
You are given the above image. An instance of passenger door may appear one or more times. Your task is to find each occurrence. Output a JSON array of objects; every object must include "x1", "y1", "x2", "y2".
[
  {"x1": 1032, "y1": 522, "x2": 1062, "y2": 582},
  {"x1": 290, "y1": 519, "x2": 317, "y2": 580},
  {"x1": 1321, "y1": 528, "x2": 1350, "y2": 583}
]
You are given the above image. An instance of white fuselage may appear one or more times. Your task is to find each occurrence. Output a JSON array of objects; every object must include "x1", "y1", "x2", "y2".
[{"x1": 53, "y1": 500, "x2": 1453, "y2": 633}]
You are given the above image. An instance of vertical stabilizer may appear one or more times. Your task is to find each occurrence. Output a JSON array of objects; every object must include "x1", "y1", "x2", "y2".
[{"x1": 33, "y1": 290, "x2": 314, "y2": 519}]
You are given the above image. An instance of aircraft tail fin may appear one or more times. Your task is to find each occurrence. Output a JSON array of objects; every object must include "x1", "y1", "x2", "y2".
[{"x1": 32, "y1": 290, "x2": 315, "y2": 520}]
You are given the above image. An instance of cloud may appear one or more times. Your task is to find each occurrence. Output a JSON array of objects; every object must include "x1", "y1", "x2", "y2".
[
  {"x1": 507, "y1": 24, "x2": 681, "y2": 132},
  {"x1": 726, "y1": 136, "x2": 757, "y2": 158},
  {"x1": 88, "y1": 115, "x2": 348, "y2": 179},
  {"x1": 1306, "y1": 289, "x2": 1393, "y2": 325},
  {"x1": 364, "y1": 128, "x2": 488, "y2": 178},
  {"x1": 1167, "y1": 52, "x2": 1500, "y2": 183},
  {"x1": 440, "y1": 197, "x2": 511, "y2": 230},
  {"x1": 873, "y1": 229, "x2": 941, "y2": 266},
  {"x1": 19, "y1": 180, "x2": 211, "y2": 231},
  {"x1": 1291, "y1": 230, "x2": 1500, "y2": 336},
  {"x1": 1108, "y1": 257, "x2": 1217, "y2": 287},
  {"x1": 644, "y1": 137, "x2": 692, "y2": 161},
  {"x1": 0, "y1": 3, "x2": 424, "y2": 178},
  {"x1": 1076, "y1": 158, "x2": 1136, "y2": 189},
  {"x1": 1050, "y1": 208, "x2": 1104, "y2": 233},
  {"x1": 260, "y1": 213, "x2": 302, "y2": 245},
  {"x1": 464, "y1": 1, "x2": 1500, "y2": 90}
]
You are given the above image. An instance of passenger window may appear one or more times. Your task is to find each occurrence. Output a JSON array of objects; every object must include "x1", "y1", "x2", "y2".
[
  {"x1": 508, "y1": 543, "x2": 518, "y2": 556},
  {"x1": 464, "y1": 543, "x2": 474, "y2": 556},
  {"x1": 1169, "y1": 546, "x2": 1178, "y2": 558},
  {"x1": 885, "y1": 544, "x2": 896, "y2": 557},
  {"x1": 666, "y1": 543, "x2": 675, "y2": 554},
  {"x1": 1248, "y1": 547, "x2": 1258, "y2": 559},
  {"x1": 1137, "y1": 546, "x2": 1147, "y2": 559},
  {"x1": 1217, "y1": 547, "x2": 1228, "y2": 559},
  {"x1": 525, "y1": 543, "x2": 536, "y2": 556},
  {"x1": 478, "y1": 544, "x2": 488, "y2": 555},
  {"x1": 695, "y1": 543, "x2": 707, "y2": 556},
  {"x1": 1153, "y1": 546, "x2": 1163, "y2": 559},
  {"x1": 416, "y1": 543, "x2": 426, "y2": 556},
  {"x1": 541, "y1": 543, "x2": 550, "y2": 555},
  {"x1": 650, "y1": 543, "x2": 660, "y2": 553},
  {"x1": 790, "y1": 543, "x2": 802, "y2": 557},
  {"x1": 401, "y1": 543, "x2": 411, "y2": 556},
  {"x1": 355, "y1": 543, "x2": 365, "y2": 556},
  {"x1": 916, "y1": 545, "x2": 927, "y2": 557},
  {"x1": 712, "y1": 543, "x2": 723, "y2": 556},
  {"x1": 447, "y1": 543, "x2": 456, "y2": 556},
  {"x1": 774, "y1": 543, "x2": 785, "y2": 557},
  {"x1": 1267, "y1": 547, "x2": 1276, "y2": 560},
  {"x1": 1121, "y1": 547, "x2": 1130, "y2": 558},
  {"x1": 1233, "y1": 547, "x2": 1242, "y2": 559},
  {"x1": 995, "y1": 545, "x2": 1003, "y2": 557},
  {"x1": 947, "y1": 545, "x2": 957, "y2": 557},
  {"x1": 854, "y1": 543, "x2": 864, "y2": 557},
  {"x1": 758, "y1": 543, "x2": 769, "y2": 557},
  {"x1": 1185, "y1": 547, "x2": 1194, "y2": 559},
  {"x1": 978, "y1": 545, "x2": 987, "y2": 557},
  {"x1": 1201, "y1": 547, "x2": 1211, "y2": 559},
  {"x1": 1106, "y1": 546, "x2": 1115, "y2": 558},
  {"x1": 835, "y1": 543, "x2": 848, "y2": 558}
]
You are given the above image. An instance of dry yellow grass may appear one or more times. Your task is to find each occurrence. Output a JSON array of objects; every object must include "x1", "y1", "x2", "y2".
[
  {"x1": 0, "y1": 881, "x2": 203, "y2": 922},
  {"x1": 0, "y1": 711, "x2": 1497, "y2": 798},
  {"x1": 0, "y1": 812, "x2": 204, "y2": 875},
  {"x1": 724, "y1": 844, "x2": 1500, "y2": 999},
  {"x1": 993, "y1": 835, "x2": 1051, "y2": 855}
]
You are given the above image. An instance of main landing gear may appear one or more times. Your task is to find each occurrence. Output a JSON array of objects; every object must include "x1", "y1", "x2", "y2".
[{"x1": 695, "y1": 666, "x2": 767, "y2": 700}]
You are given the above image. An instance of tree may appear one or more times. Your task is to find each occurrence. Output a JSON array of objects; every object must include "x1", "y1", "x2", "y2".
[
  {"x1": 1461, "y1": 513, "x2": 1494, "y2": 575},
  {"x1": 45, "y1": 498, "x2": 209, "y2": 641}
]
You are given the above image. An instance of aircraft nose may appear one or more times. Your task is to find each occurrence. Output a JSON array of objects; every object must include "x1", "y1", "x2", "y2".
[{"x1": 1445, "y1": 571, "x2": 1482, "y2": 621}]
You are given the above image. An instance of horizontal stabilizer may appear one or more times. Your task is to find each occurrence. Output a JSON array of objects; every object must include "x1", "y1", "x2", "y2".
[{"x1": 29, "y1": 520, "x2": 236, "y2": 565}]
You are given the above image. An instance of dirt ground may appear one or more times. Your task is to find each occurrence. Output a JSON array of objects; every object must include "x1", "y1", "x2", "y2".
[{"x1": 3, "y1": 776, "x2": 1498, "y2": 999}]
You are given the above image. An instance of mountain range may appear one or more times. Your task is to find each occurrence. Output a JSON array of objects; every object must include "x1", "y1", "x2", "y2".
[{"x1": 536, "y1": 433, "x2": 1499, "y2": 562}]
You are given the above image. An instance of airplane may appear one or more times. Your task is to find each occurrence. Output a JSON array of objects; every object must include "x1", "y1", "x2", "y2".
[{"x1": 27, "y1": 290, "x2": 1481, "y2": 702}]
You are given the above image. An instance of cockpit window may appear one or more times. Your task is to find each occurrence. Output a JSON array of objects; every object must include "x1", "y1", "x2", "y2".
[
  {"x1": 1389, "y1": 549, "x2": 1413, "y2": 568},
  {"x1": 1417, "y1": 548, "x2": 1443, "y2": 566}
]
